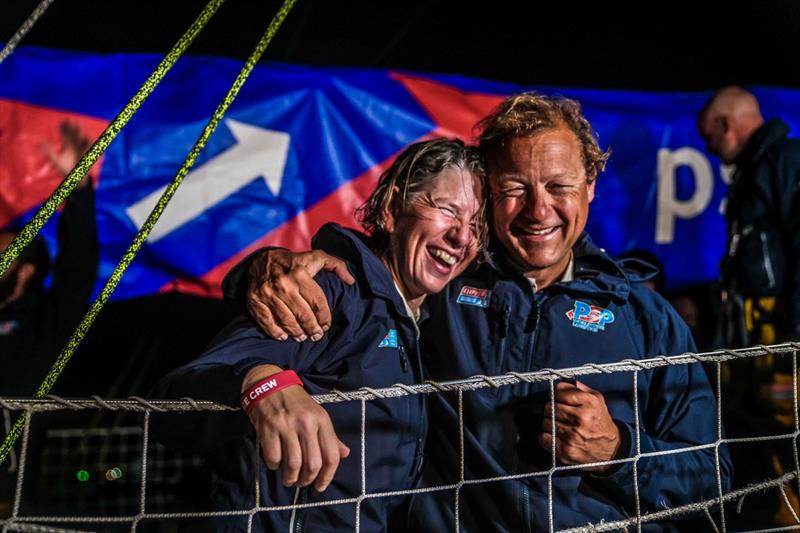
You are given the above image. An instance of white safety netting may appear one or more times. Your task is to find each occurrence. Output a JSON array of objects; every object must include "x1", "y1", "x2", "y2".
[{"x1": 2, "y1": 342, "x2": 800, "y2": 533}]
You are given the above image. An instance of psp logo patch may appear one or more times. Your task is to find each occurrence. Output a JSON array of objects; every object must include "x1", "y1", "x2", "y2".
[{"x1": 566, "y1": 300, "x2": 615, "y2": 332}]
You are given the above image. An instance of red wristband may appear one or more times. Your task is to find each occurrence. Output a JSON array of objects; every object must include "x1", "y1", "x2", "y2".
[{"x1": 241, "y1": 370, "x2": 303, "y2": 413}]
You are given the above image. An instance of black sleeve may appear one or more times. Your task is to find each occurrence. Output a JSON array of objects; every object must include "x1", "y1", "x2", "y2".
[
  {"x1": 49, "y1": 183, "x2": 99, "y2": 340},
  {"x1": 784, "y1": 170, "x2": 800, "y2": 335},
  {"x1": 151, "y1": 272, "x2": 352, "y2": 453},
  {"x1": 149, "y1": 363, "x2": 254, "y2": 453},
  {"x1": 772, "y1": 151, "x2": 800, "y2": 335}
]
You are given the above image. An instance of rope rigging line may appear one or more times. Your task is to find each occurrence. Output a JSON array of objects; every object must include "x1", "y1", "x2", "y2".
[
  {"x1": 1, "y1": 342, "x2": 799, "y2": 413},
  {"x1": 0, "y1": 0, "x2": 225, "y2": 280},
  {"x1": 0, "y1": 0, "x2": 55, "y2": 65},
  {"x1": 559, "y1": 473, "x2": 800, "y2": 533},
  {"x1": 716, "y1": 359, "x2": 729, "y2": 531},
  {"x1": 0, "y1": 0, "x2": 299, "y2": 468},
  {"x1": 1, "y1": 344, "x2": 800, "y2": 531},
  {"x1": 0, "y1": 523, "x2": 93, "y2": 533}
]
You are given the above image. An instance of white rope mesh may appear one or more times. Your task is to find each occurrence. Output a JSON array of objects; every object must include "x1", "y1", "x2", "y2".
[
  {"x1": 631, "y1": 369, "x2": 643, "y2": 532},
  {"x1": 1, "y1": 341, "x2": 800, "y2": 532},
  {"x1": 0, "y1": 0, "x2": 55, "y2": 65}
]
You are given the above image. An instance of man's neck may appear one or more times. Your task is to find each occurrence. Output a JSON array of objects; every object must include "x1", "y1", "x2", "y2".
[
  {"x1": 734, "y1": 117, "x2": 765, "y2": 161},
  {"x1": 524, "y1": 254, "x2": 574, "y2": 291}
]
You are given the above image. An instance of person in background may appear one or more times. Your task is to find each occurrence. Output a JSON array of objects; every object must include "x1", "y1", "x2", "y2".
[
  {"x1": 0, "y1": 121, "x2": 99, "y2": 516},
  {"x1": 699, "y1": 86, "x2": 800, "y2": 526},
  {"x1": 0, "y1": 121, "x2": 98, "y2": 394},
  {"x1": 698, "y1": 86, "x2": 800, "y2": 348}
]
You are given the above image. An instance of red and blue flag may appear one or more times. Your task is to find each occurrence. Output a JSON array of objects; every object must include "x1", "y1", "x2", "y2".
[{"x1": 3, "y1": 46, "x2": 800, "y2": 298}]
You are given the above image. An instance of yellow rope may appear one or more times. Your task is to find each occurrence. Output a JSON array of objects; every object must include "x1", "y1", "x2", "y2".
[
  {"x1": 0, "y1": 0, "x2": 225, "y2": 278},
  {"x1": 0, "y1": 0, "x2": 299, "y2": 466}
]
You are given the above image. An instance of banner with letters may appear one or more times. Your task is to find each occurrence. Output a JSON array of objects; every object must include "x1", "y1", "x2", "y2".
[{"x1": 2, "y1": 46, "x2": 799, "y2": 299}]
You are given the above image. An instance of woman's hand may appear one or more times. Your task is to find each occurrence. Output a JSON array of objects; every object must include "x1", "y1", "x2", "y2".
[{"x1": 243, "y1": 365, "x2": 350, "y2": 491}]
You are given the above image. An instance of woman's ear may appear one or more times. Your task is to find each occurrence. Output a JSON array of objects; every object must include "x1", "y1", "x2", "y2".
[{"x1": 380, "y1": 185, "x2": 402, "y2": 234}]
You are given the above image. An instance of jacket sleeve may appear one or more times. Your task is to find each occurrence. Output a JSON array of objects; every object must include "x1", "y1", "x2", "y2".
[
  {"x1": 49, "y1": 183, "x2": 99, "y2": 341},
  {"x1": 773, "y1": 151, "x2": 800, "y2": 336},
  {"x1": 151, "y1": 271, "x2": 350, "y2": 452},
  {"x1": 599, "y1": 295, "x2": 733, "y2": 515}
]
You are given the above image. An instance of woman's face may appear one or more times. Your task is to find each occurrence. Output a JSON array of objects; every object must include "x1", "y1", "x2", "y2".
[{"x1": 383, "y1": 167, "x2": 484, "y2": 301}]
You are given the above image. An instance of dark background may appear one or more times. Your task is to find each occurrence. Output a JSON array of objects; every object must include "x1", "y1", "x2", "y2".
[
  {"x1": 2, "y1": 0, "x2": 799, "y2": 90},
  {"x1": 2, "y1": 3, "x2": 782, "y2": 523},
  {"x1": 1, "y1": 0, "x2": 796, "y2": 397}
]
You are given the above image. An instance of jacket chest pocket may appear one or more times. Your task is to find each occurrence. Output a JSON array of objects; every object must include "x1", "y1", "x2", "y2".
[
  {"x1": 734, "y1": 224, "x2": 784, "y2": 294},
  {"x1": 487, "y1": 303, "x2": 514, "y2": 374}
]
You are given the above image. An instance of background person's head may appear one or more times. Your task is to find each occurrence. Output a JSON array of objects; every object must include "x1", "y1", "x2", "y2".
[
  {"x1": 478, "y1": 93, "x2": 609, "y2": 287},
  {"x1": 698, "y1": 86, "x2": 764, "y2": 164},
  {"x1": 357, "y1": 138, "x2": 487, "y2": 307},
  {"x1": 0, "y1": 230, "x2": 50, "y2": 309}
]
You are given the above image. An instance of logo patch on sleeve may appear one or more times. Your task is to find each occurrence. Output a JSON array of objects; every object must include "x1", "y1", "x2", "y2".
[
  {"x1": 378, "y1": 329, "x2": 398, "y2": 348},
  {"x1": 566, "y1": 300, "x2": 615, "y2": 332},
  {"x1": 456, "y1": 286, "x2": 490, "y2": 308}
]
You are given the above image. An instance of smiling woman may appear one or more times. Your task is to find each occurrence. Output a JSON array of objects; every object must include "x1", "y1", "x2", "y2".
[
  {"x1": 356, "y1": 138, "x2": 488, "y2": 315},
  {"x1": 382, "y1": 166, "x2": 484, "y2": 310},
  {"x1": 153, "y1": 137, "x2": 488, "y2": 532}
]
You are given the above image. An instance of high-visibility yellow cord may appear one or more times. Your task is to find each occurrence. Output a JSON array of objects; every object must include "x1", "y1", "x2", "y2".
[
  {"x1": 0, "y1": 0, "x2": 298, "y2": 466},
  {"x1": 0, "y1": 0, "x2": 225, "y2": 278}
]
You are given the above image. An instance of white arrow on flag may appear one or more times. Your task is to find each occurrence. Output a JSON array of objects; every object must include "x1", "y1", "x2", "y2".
[{"x1": 126, "y1": 119, "x2": 291, "y2": 242}]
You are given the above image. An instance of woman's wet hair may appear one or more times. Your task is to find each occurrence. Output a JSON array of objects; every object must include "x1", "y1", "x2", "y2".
[{"x1": 356, "y1": 138, "x2": 488, "y2": 253}]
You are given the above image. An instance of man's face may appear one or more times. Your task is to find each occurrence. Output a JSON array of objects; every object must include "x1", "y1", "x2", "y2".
[
  {"x1": 698, "y1": 112, "x2": 739, "y2": 164},
  {"x1": 488, "y1": 127, "x2": 595, "y2": 285}
]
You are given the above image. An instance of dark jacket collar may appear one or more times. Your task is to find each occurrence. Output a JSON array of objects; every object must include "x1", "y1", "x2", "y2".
[
  {"x1": 485, "y1": 232, "x2": 633, "y2": 303},
  {"x1": 311, "y1": 223, "x2": 426, "y2": 323},
  {"x1": 570, "y1": 233, "x2": 632, "y2": 302},
  {"x1": 736, "y1": 118, "x2": 789, "y2": 167}
]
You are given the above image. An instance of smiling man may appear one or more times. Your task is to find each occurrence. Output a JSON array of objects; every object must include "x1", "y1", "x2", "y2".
[
  {"x1": 224, "y1": 93, "x2": 731, "y2": 531},
  {"x1": 480, "y1": 110, "x2": 599, "y2": 289}
]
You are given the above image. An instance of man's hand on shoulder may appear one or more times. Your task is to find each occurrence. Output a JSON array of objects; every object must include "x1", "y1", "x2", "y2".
[
  {"x1": 539, "y1": 380, "x2": 622, "y2": 472},
  {"x1": 246, "y1": 249, "x2": 355, "y2": 342}
]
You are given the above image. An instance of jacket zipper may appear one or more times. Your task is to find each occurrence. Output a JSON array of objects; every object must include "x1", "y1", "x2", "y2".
[
  {"x1": 289, "y1": 487, "x2": 304, "y2": 533},
  {"x1": 413, "y1": 333, "x2": 426, "y2": 476},
  {"x1": 759, "y1": 231, "x2": 776, "y2": 288},
  {"x1": 399, "y1": 345, "x2": 409, "y2": 373},
  {"x1": 521, "y1": 293, "x2": 541, "y2": 533},
  {"x1": 527, "y1": 293, "x2": 543, "y2": 371},
  {"x1": 522, "y1": 484, "x2": 532, "y2": 533},
  {"x1": 497, "y1": 305, "x2": 511, "y2": 370}
]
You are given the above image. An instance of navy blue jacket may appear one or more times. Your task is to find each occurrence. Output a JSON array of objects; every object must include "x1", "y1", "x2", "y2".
[
  {"x1": 408, "y1": 233, "x2": 732, "y2": 532},
  {"x1": 153, "y1": 224, "x2": 426, "y2": 532}
]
